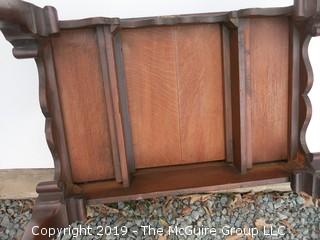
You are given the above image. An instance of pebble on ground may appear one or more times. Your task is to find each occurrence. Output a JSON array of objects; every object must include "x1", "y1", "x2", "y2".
[{"x1": 0, "y1": 192, "x2": 319, "y2": 239}]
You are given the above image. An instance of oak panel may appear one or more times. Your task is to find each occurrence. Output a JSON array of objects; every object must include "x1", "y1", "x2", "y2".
[
  {"x1": 52, "y1": 29, "x2": 115, "y2": 183},
  {"x1": 176, "y1": 24, "x2": 225, "y2": 162},
  {"x1": 121, "y1": 26, "x2": 181, "y2": 168},
  {"x1": 248, "y1": 17, "x2": 289, "y2": 163},
  {"x1": 122, "y1": 24, "x2": 225, "y2": 168}
]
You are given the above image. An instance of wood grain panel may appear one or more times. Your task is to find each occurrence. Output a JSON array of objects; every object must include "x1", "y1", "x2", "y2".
[
  {"x1": 122, "y1": 24, "x2": 225, "y2": 168},
  {"x1": 121, "y1": 26, "x2": 181, "y2": 168},
  {"x1": 247, "y1": 17, "x2": 289, "y2": 163},
  {"x1": 52, "y1": 29, "x2": 115, "y2": 183},
  {"x1": 176, "y1": 24, "x2": 225, "y2": 162}
]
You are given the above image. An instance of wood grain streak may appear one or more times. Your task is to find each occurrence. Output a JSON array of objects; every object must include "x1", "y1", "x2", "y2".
[
  {"x1": 177, "y1": 24, "x2": 225, "y2": 162},
  {"x1": 52, "y1": 29, "x2": 115, "y2": 183},
  {"x1": 122, "y1": 24, "x2": 225, "y2": 168},
  {"x1": 248, "y1": 17, "x2": 289, "y2": 163},
  {"x1": 122, "y1": 26, "x2": 181, "y2": 168}
]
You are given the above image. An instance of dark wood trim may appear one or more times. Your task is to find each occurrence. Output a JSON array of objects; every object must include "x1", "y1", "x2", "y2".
[
  {"x1": 22, "y1": 181, "x2": 68, "y2": 240},
  {"x1": 38, "y1": 41, "x2": 74, "y2": 195},
  {"x1": 221, "y1": 24, "x2": 234, "y2": 163},
  {"x1": 0, "y1": 0, "x2": 59, "y2": 36},
  {"x1": 299, "y1": 34, "x2": 313, "y2": 158},
  {"x1": 287, "y1": 21, "x2": 300, "y2": 162},
  {"x1": 22, "y1": 181, "x2": 86, "y2": 240},
  {"x1": 104, "y1": 27, "x2": 131, "y2": 187},
  {"x1": 96, "y1": 26, "x2": 122, "y2": 183},
  {"x1": 291, "y1": 2, "x2": 320, "y2": 198},
  {"x1": 66, "y1": 197, "x2": 86, "y2": 223},
  {"x1": 57, "y1": 7, "x2": 294, "y2": 30},
  {"x1": 230, "y1": 19, "x2": 251, "y2": 173},
  {"x1": 310, "y1": 153, "x2": 320, "y2": 170},
  {"x1": 59, "y1": 17, "x2": 119, "y2": 29},
  {"x1": 237, "y1": 6, "x2": 293, "y2": 17},
  {"x1": 294, "y1": 0, "x2": 319, "y2": 18},
  {"x1": 0, "y1": 0, "x2": 59, "y2": 60},
  {"x1": 113, "y1": 30, "x2": 135, "y2": 173},
  {"x1": 119, "y1": 13, "x2": 228, "y2": 29},
  {"x1": 292, "y1": 169, "x2": 320, "y2": 197},
  {"x1": 292, "y1": 170, "x2": 315, "y2": 195},
  {"x1": 88, "y1": 178, "x2": 290, "y2": 204},
  {"x1": 80, "y1": 160, "x2": 294, "y2": 204},
  {"x1": 229, "y1": 27, "x2": 242, "y2": 173}
]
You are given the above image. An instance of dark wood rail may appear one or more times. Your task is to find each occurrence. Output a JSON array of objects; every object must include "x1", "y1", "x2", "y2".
[{"x1": 0, "y1": 0, "x2": 320, "y2": 239}]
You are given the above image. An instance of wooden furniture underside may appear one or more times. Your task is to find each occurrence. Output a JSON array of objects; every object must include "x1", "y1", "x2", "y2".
[{"x1": 1, "y1": 0, "x2": 320, "y2": 239}]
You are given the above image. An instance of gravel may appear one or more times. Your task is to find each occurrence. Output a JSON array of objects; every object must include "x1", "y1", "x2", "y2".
[
  {"x1": 0, "y1": 199, "x2": 34, "y2": 240},
  {"x1": 0, "y1": 192, "x2": 319, "y2": 239}
]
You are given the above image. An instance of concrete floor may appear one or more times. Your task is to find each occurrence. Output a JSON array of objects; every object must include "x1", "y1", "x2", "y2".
[
  {"x1": 0, "y1": 169, "x2": 54, "y2": 199},
  {"x1": 0, "y1": 169, "x2": 292, "y2": 199}
]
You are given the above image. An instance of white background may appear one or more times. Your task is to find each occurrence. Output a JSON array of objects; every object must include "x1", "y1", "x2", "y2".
[{"x1": 0, "y1": 0, "x2": 319, "y2": 169}]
